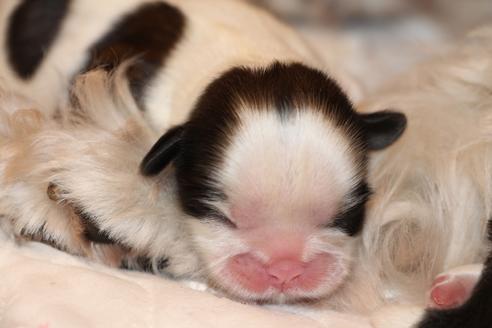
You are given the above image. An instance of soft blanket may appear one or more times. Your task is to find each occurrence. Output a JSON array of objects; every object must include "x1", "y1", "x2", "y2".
[{"x1": 0, "y1": 230, "x2": 374, "y2": 328}]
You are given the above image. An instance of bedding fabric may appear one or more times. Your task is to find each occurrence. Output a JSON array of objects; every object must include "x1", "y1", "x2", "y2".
[{"x1": 0, "y1": 230, "x2": 363, "y2": 328}]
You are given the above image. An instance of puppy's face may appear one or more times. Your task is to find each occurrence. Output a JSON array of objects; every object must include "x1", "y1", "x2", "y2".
[{"x1": 142, "y1": 62, "x2": 406, "y2": 302}]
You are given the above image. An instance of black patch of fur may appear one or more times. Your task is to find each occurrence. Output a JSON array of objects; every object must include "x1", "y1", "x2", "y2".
[
  {"x1": 7, "y1": 0, "x2": 71, "y2": 79},
  {"x1": 74, "y1": 206, "x2": 116, "y2": 244},
  {"x1": 417, "y1": 220, "x2": 492, "y2": 327},
  {"x1": 332, "y1": 182, "x2": 371, "y2": 236},
  {"x1": 120, "y1": 256, "x2": 169, "y2": 273},
  {"x1": 83, "y1": 1, "x2": 185, "y2": 106}
]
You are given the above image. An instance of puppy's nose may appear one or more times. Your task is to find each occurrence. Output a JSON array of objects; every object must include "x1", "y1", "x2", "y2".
[{"x1": 267, "y1": 259, "x2": 305, "y2": 286}]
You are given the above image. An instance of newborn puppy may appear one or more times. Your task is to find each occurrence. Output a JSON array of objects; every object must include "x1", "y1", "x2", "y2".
[
  {"x1": 352, "y1": 25, "x2": 492, "y2": 327},
  {"x1": 0, "y1": 0, "x2": 405, "y2": 302},
  {"x1": 0, "y1": 0, "x2": 406, "y2": 303}
]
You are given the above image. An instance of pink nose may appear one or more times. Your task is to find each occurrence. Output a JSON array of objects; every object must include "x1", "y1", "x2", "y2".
[{"x1": 266, "y1": 259, "x2": 305, "y2": 285}]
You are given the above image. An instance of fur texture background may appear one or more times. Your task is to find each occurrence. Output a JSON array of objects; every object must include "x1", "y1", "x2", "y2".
[
  {"x1": 329, "y1": 25, "x2": 492, "y2": 314},
  {"x1": 0, "y1": 70, "x2": 199, "y2": 277},
  {"x1": 1, "y1": 23, "x2": 492, "y2": 327}
]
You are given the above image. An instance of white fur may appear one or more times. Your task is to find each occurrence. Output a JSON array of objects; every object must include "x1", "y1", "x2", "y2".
[
  {"x1": 360, "y1": 25, "x2": 492, "y2": 307},
  {"x1": 0, "y1": 70, "x2": 199, "y2": 277},
  {"x1": 220, "y1": 109, "x2": 359, "y2": 214},
  {"x1": 312, "y1": 25, "x2": 492, "y2": 321}
]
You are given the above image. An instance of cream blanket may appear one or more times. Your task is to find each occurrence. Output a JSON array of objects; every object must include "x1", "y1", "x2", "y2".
[{"x1": 0, "y1": 230, "x2": 376, "y2": 328}]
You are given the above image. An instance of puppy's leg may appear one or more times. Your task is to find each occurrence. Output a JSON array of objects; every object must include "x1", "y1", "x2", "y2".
[{"x1": 427, "y1": 264, "x2": 483, "y2": 309}]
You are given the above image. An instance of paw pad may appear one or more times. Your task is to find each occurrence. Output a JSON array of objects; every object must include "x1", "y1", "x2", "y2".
[{"x1": 428, "y1": 273, "x2": 477, "y2": 309}]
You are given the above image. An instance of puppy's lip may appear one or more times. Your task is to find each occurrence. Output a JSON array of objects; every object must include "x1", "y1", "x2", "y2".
[{"x1": 212, "y1": 272, "x2": 328, "y2": 303}]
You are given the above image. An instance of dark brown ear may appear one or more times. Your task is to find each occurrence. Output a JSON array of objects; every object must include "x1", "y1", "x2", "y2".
[
  {"x1": 360, "y1": 110, "x2": 407, "y2": 150},
  {"x1": 140, "y1": 125, "x2": 185, "y2": 176}
]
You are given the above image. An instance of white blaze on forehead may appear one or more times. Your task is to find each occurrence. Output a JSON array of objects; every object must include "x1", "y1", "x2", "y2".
[{"x1": 219, "y1": 108, "x2": 359, "y2": 228}]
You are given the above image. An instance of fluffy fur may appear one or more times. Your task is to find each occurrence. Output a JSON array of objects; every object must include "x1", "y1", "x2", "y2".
[
  {"x1": 0, "y1": 70, "x2": 199, "y2": 277},
  {"x1": 363, "y1": 24, "x2": 492, "y2": 303},
  {"x1": 311, "y1": 26, "x2": 492, "y2": 324}
]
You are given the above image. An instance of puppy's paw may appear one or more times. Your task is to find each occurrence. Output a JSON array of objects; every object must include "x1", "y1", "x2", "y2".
[{"x1": 428, "y1": 264, "x2": 483, "y2": 309}]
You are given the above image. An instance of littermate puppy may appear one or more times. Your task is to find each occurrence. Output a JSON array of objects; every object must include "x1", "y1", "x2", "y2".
[
  {"x1": 355, "y1": 26, "x2": 492, "y2": 327},
  {"x1": 0, "y1": 72, "x2": 199, "y2": 277},
  {"x1": 0, "y1": 0, "x2": 406, "y2": 303}
]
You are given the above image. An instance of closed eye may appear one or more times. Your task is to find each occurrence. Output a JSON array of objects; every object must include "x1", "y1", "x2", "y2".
[
  {"x1": 329, "y1": 202, "x2": 365, "y2": 234},
  {"x1": 207, "y1": 211, "x2": 238, "y2": 229},
  {"x1": 202, "y1": 206, "x2": 237, "y2": 228},
  {"x1": 327, "y1": 182, "x2": 372, "y2": 236}
]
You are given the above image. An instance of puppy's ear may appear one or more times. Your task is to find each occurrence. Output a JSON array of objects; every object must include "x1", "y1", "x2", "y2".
[
  {"x1": 360, "y1": 110, "x2": 407, "y2": 150},
  {"x1": 140, "y1": 125, "x2": 185, "y2": 176}
]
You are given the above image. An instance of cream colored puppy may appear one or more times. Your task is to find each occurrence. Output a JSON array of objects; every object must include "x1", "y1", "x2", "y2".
[
  {"x1": 0, "y1": 71, "x2": 199, "y2": 277},
  {"x1": 351, "y1": 26, "x2": 492, "y2": 327}
]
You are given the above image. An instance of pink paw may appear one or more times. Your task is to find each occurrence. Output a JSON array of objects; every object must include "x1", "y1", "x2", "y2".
[{"x1": 428, "y1": 273, "x2": 478, "y2": 309}]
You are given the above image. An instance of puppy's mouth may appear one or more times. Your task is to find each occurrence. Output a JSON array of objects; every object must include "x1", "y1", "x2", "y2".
[
  {"x1": 208, "y1": 278, "x2": 331, "y2": 304},
  {"x1": 206, "y1": 253, "x2": 344, "y2": 304}
]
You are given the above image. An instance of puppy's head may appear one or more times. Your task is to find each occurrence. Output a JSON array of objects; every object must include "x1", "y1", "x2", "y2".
[{"x1": 141, "y1": 62, "x2": 406, "y2": 302}]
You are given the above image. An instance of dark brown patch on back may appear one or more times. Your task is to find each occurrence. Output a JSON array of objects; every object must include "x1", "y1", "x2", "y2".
[
  {"x1": 7, "y1": 0, "x2": 71, "y2": 79},
  {"x1": 83, "y1": 1, "x2": 185, "y2": 106}
]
